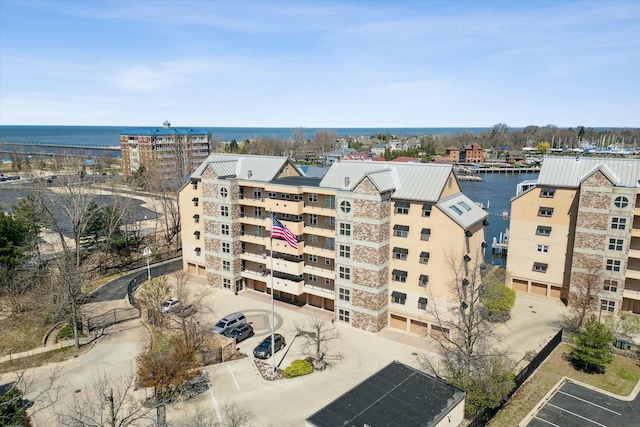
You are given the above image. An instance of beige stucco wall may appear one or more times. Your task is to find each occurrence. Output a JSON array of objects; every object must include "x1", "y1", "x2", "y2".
[{"x1": 179, "y1": 179, "x2": 205, "y2": 273}]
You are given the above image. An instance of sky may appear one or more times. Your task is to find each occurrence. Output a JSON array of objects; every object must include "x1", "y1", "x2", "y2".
[{"x1": 1, "y1": 0, "x2": 639, "y2": 128}]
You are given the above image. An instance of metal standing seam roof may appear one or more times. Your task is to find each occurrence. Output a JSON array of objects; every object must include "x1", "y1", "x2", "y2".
[
  {"x1": 319, "y1": 161, "x2": 454, "y2": 202},
  {"x1": 537, "y1": 157, "x2": 640, "y2": 188},
  {"x1": 436, "y1": 193, "x2": 488, "y2": 229},
  {"x1": 120, "y1": 127, "x2": 211, "y2": 136},
  {"x1": 189, "y1": 154, "x2": 296, "y2": 181}
]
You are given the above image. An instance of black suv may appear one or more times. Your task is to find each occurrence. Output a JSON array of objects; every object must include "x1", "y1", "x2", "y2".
[
  {"x1": 225, "y1": 324, "x2": 254, "y2": 343},
  {"x1": 253, "y1": 333, "x2": 285, "y2": 359}
]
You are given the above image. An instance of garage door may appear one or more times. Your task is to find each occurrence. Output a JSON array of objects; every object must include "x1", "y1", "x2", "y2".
[
  {"x1": 531, "y1": 282, "x2": 547, "y2": 296},
  {"x1": 410, "y1": 320, "x2": 428, "y2": 335},
  {"x1": 431, "y1": 325, "x2": 449, "y2": 339},
  {"x1": 512, "y1": 279, "x2": 528, "y2": 292},
  {"x1": 549, "y1": 286, "x2": 562, "y2": 298},
  {"x1": 390, "y1": 314, "x2": 407, "y2": 330},
  {"x1": 309, "y1": 295, "x2": 322, "y2": 308},
  {"x1": 197, "y1": 265, "x2": 206, "y2": 276},
  {"x1": 187, "y1": 263, "x2": 197, "y2": 274}
]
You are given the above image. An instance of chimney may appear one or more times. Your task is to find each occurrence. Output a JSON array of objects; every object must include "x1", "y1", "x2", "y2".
[
  {"x1": 345, "y1": 176, "x2": 350, "y2": 187},
  {"x1": 248, "y1": 170, "x2": 253, "y2": 179}
]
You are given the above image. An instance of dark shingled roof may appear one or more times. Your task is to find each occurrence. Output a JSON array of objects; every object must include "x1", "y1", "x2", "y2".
[{"x1": 306, "y1": 361, "x2": 465, "y2": 427}]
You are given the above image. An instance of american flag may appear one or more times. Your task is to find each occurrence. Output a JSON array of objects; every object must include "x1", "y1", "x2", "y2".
[{"x1": 271, "y1": 213, "x2": 298, "y2": 249}]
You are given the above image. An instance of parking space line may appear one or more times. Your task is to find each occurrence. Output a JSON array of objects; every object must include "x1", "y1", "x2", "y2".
[
  {"x1": 557, "y1": 390, "x2": 621, "y2": 415},
  {"x1": 533, "y1": 416, "x2": 561, "y2": 426},
  {"x1": 547, "y1": 403, "x2": 607, "y2": 426},
  {"x1": 228, "y1": 365, "x2": 239, "y2": 390},
  {"x1": 206, "y1": 375, "x2": 223, "y2": 425}
]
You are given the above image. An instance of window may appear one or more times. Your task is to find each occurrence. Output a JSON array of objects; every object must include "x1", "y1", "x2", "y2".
[
  {"x1": 419, "y1": 251, "x2": 430, "y2": 264},
  {"x1": 392, "y1": 269, "x2": 407, "y2": 283},
  {"x1": 395, "y1": 201, "x2": 409, "y2": 214},
  {"x1": 538, "y1": 207, "x2": 554, "y2": 217},
  {"x1": 223, "y1": 278, "x2": 231, "y2": 289},
  {"x1": 419, "y1": 274, "x2": 429, "y2": 288},
  {"x1": 325, "y1": 237, "x2": 335, "y2": 250},
  {"x1": 458, "y1": 201, "x2": 472, "y2": 211},
  {"x1": 614, "y1": 196, "x2": 629, "y2": 208},
  {"x1": 536, "y1": 226, "x2": 552, "y2": 236},
  {"x1": 536, "y1": 244, "x2": 549, "y2": 253},
  {"x1": 393, "y1": 247, "x2": 408, "y2": 261},
  {"x1": 220, "y1": 188, "x2": 228, "y2": 198},
  {"x1": 421, "y1": 228, "x2": 431, "y2": 241},
  {"x1": 222, "y1": 242, "x2": 230, "y2": 253},
  {"x1": 340, "y1": 201, "x2": 351, "y2": 213},
  {"x1": 601, "y1": 299, "x2": 615, "y2": 312},
  {"x1": 533, "y1": 262, "x2": 548, "y2": 273},
  {"x1": 449, "y1": 204, "x2": 463, "y2": 215},
  {"x1": 325, "y1": 217, "x2": 335, "y2": 226},
  {"x1": 281, "y1": 193, "x2": 290, "y2": 200},
  {"x1": 192, "y1": 181, "x2": 198, "y2": 190},
  {"x1": 293, "y1": 194, "x2": 303, "y2": 201},
  {"x1": 418, "y1": 297, "x2": 428, "y2": 310},
  {"x1": 308, "y1": 214, "x2": 318, "y2": 225},
  {"x1": 325, "y1": 195, "x2": 336, "y2": 209},
  {"x1": 221, "y1": 224, "x2": 229, "y2": 235},
  {"x1": 608, "y1": 239, "x2": 624, "y2": 251},
  {"x1": 339, "y1": 245, "x2": 351, "y2": 258},
  {"x1": 540, "y1": 188, "x2": 556, "y2": 198},
  {"x1": 339, "y1": 266, "x2": 351, "y2": 280},
  {"x1": 240, "y1": 206, "x2": 245, "y2": 217},
  {"x1": 308, "y1": 193, "x2": 318, "y2": 203},
  {"x1": 611, "y1": 217, "x2": 626, "y2": 230},
  {"x1": 338, "y1": 309, "x2": 350, "y2": 323},
  {"x1": 222, "y1": 260, "x2": 231, "y2": 271},
  {"x1": 253, "y1": 188, "x2": 262, "y2": 199},
  {"x1": 308, "y1": 274, "x2": 318, "y2": 282},
  {"x1": 267, "y1": 191, "x2": 277, "y2": 198},
  {"x1": 339, "y1": 288, "x2": 350, "y2": 301},
  {"x1": 604, "y1": 280, "x2": 618, "y2": 293},
  {"x1": 422, "y1": 204, "x2": 432, "y2": 217},
  {"x1": 254, "y1": 206, "x2": 262, "y2": 218},
  {"x1": 325, "y1": 257, "x2": 331, "y2": 265},
  {"x1": 606, "y1": 259, "x2": 621, "y2": 272},
  {"x1": 339, "y1": 223, "x2": 351, "y2": 236},
  {"x1": 254, "y1": 225, "x2": 263, "y2": 237},
  {"x1": 195, "y1": 247, "x2": 201, "y2": 256},
  {"x1": 194, "y1": 231, "x2": 201, "y2": 240},
  {"x1": 307, "y1": 235, "x2": 318, "y2": 243},
  {"x1": 281, "y1": 213, "x2": 290, "y2": 220},
  {"x1": 192, "y1": 197, "x2": 199, "y2": 207},
  {"x1": 307, "y1": 254, "x2": 318, "y2": 263},
  {"x1": 325, "y1": 277, "x2": 331, "y2": 285},
  {"x1": 220, "y1": 206, "x2": 229, "y2": 217},
  {"x1": 391, "y1": 291, "x2": 406, "y2": 305},
  {"x1": 393, "y1": 224, "x2": 409, "y2": 238},
  {"x1": 193, "y1": 214, "x2": 200, "y2": 224}
]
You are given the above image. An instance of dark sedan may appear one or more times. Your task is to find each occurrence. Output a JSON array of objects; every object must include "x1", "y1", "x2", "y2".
[{"x1": 253, "y1": 333, "x2": 285, "y2": 359}]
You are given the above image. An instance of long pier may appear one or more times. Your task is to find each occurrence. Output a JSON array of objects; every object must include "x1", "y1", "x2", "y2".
[
  {"x1": 0, "y1": 142, "x2": 121, "y2": 158},
  {"x1": 475, "y1": 167, "x2": 540, "y2": 173}
]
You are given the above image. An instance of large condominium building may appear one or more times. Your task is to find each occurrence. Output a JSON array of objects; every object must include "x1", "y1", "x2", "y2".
[
  {"x1": 507, "y1": 157, "x2": 640, "y2": 315},
  {"x1": 180, "y1": 154, "x2": 488, "y2": 334},
  {"x1": 119, "y1": 121, "x2": 212, "y2": 182}
]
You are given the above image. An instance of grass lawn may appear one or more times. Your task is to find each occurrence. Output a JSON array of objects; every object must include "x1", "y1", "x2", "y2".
[
  {"x1": 489, "y1": 343, "x2": 640, "y2": 427},
  {"x1": 0, "y1": 345, "x2": 86, "y2": 374},
  {"x1": 0, "y1": 311, "x2": 51, "y2": 355}
]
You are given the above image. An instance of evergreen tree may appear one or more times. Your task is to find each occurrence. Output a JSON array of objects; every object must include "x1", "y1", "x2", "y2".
[{"x1": 570, "y1": 315, "x2": 614, "y2": 373}]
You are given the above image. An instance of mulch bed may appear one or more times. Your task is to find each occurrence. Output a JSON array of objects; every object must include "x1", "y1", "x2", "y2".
[{"x1": 254, "y1": 359, "x2": 283, "y2": 381}]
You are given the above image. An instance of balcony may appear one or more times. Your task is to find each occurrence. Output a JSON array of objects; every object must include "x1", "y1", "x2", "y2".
[
  {"x1": 239, "y1": 215, "x2": 267, "y2": 227},
  {"x1": 240, "y1": 251, "x2": 269, "y2": 264},
  {"x1": 303, "y1": 264, "x2": 335, "y2": 279},
  {"x1": 633, "y1": 228, "x2": 640, "y2": 238},
  {"x1": 263, "y1": 198, "x2": 303, "y2": 216},
  {"x1": 239, "y1": 233, "x2": 269, "y2": 245},
  {"x1": 627, "y1": 269, "x2": 640, "y2": 281},
  {"x1": 303, "y1": 223, "x2": 336, "y2": 238},
  {"x1": 304, "y1": 202, "x2": 336, "y2": 216},
  {"x1": 270, "y1": 239, "x2": 304, "y2": 256},
  {"x1": 623, "y1": 287, "x2": 640, "y2": 301},
  {"x1": 304, "y1": 283, "x2": 335, "y2": 299},
  {"x1": 239, "y1": 197, "x2": 266, "y2": 208},
  {"x1": 629, "y1": 248, "x2": 640, "y2": 260},
  {"x1": 268, "y1": 218, "x2": 304, "y2": 236},
  {"x1": 271, "y1": 257, "x2": 305, "y2": 276},
  {"x1": 305, "y1": 244, "x2": 335, "y2": 258}
]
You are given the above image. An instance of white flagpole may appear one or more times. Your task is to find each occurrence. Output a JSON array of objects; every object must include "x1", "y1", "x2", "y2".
[{"x1": 269, "y1": 211, "x2": 276, "y2": 375}]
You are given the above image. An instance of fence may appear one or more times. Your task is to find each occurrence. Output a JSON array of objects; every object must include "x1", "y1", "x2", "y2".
[
  {"x1": 127, "y1": 258, "x2": 183, "y2": 310},
  {"x1": 87, "y1": 307, "x2": 140, "y2": 331},
  {"x1": 467, "y1": 329, "x2": 563, "y2": 427}
]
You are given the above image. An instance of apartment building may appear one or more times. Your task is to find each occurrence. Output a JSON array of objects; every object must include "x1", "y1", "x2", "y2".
[
  {"x1": 507, "y1": 157, "x2": 640, "y2": 315},
  {"x1": 119, "y1": 121, "x2": 211, "y2": 182},
  {"x1": 180, "y1": 154, "x2": 488, "y2": 334}
]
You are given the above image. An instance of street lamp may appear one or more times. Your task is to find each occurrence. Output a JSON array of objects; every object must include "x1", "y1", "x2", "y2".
[{"x1": 143, "y1": 246, "x2": 152, "y2": 281}]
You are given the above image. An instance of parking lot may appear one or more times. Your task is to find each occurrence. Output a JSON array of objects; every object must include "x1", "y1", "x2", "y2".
[{"x1": 526, "y1": 380, "x2": 640, "y2": 427}]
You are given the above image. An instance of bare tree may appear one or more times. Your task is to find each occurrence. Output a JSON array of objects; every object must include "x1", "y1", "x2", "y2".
[
  {"x1": 420, "y1": 250, "x2": 515, "y2": 417},
  {"x1": 1, "y1": 369, "x2": 60, "y2": 426},
  {"x1": 312, "y1": 131, "x2": 337, "y2": 166},
  {"x1": 49, "y1": 254, "x2": 89, "y2": 348},
  {"x1": 55, "y1": 369, "x2": 151, "y2": 427},
  {"x1": 568, "y1": 256, "x2": 603, "y2": 331},
  {"x1": 222, "y1": 402, "x2": 255, "y2": 427},
  {"x1": 138, "y1": 276, "x2": 172, "y2": 327},
  {"x1": 293, "y1": 317, "x2": 341, "y2": 370},
  {"x1": 170, "y1": 270, "x2": 210, "y2": 349}
]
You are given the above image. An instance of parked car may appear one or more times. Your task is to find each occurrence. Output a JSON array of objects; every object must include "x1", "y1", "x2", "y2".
[
  {"x1": 209, "y1": 312, "x2": 247, "y2": 335},
  {"x1": 253, "y1": 333, "x2": 286, "y2": 359},
  {"x1": 225, "y1": 324, "x2": 254, "y2": 343},
  {"x1": 161, "y1": 298, "x2": 181, "y2": 313}
]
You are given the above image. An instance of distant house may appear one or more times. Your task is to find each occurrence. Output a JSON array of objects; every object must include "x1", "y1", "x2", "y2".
[
  {"x1": 371, "y1": 143, "x2": 387, "y2": 156},
  {"x1": 343, "y1": 152, "x2": 370, "y2": 161},
  {"x1": 306, "y1": 361, "x2": 465, "y2": 427},
  {"x1": 462, "y1": 143, "x2": 485, "y2": 163},
  {"x1": 505, "y1": 151, "x2": 526, "y2": 164},
  {"x1": 391, "y1": 156, "x2": 421, "y2": 163},
  {"x1": 445, "y1": 146, "x2": 461, "y2": 163}
]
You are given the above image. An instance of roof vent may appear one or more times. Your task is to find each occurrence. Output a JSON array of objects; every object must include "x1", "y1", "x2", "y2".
[
  {"x1": 163, "y1": 121, "x2": 171, "y2": 128},
  {"x1": 345, "y1": 177, "x2": 350, "y2": 187},
  {"x1": 575, "y1": 155, "x2": 581, "y2": 162},
  {"x1": 248, "y1": 170, "x2": 253, "y2": 179}
]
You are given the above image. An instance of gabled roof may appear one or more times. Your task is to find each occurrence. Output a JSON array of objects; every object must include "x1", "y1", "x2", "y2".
[
  {"x1": 190, "y1": 154, "x2": 296, "y2": 181},
  {"x1": 319, "y1": 160, "x2": 454, "y2": 202},
  {"x1": 436, "y1": 192, "x2": 488, "y2": 229},
  {"x1": 390, "y1": 156, "x2": 420, "y2": 163},
  {"x1": 306, "y1": 361, "x2": 465, "y2": 427},
  {"x1": 537, "y1": 157, "x2": 640, "y2": 188}
]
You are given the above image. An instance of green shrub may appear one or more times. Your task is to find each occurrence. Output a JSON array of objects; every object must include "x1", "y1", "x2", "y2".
[
  {"x1": 57, "y1": 324, "x2": 73, "y2": 341},
  {"x1": 284, "y1": 359, "x2": 313, "y2": 379}
]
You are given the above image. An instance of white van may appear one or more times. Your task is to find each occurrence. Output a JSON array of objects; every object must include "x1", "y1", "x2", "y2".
[{"x1": 209, "y1": 312, "x2": 247, "y2": 335}]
